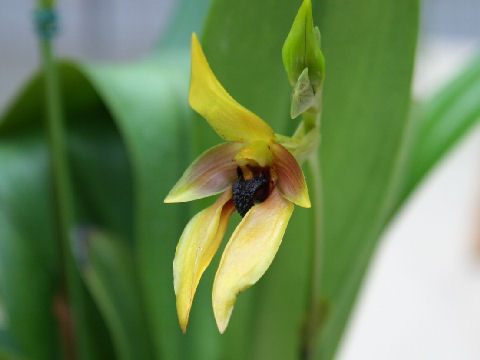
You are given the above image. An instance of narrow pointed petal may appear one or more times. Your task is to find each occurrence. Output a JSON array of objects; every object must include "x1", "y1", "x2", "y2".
[
  {"x1": 271, "y1": 143, "x2": 311, "y2": 208},
  {"x1": 173, "y1": 190, "x2": 235, "y2": 332},
  {"x1": 189, "y1": 33, "x2": 274, "y2": 142},
  {"x1": 164, "y1": 142, "x2": 243, "y2": 203},
  {"x1": 212, "y1": 189, "x2": 294, "y2": 333}
]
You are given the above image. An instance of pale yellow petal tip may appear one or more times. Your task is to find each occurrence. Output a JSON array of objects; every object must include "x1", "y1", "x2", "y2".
[
  {"x1": 176, "y1": 287, "x2": 194, "y2": 334},
  {"x1": 175, "y1": 288, "x2": 192, "y2": 333},
  {"x1": 179, "y1": 320, "x2": 188, "y2": 334},
  {"x1": 191, "y1": 32, "x2": 199, "y2": 44},
  {"x1": 297, "y1": 189, "x2": 311, "y2": 208},
  {"x1": 214, "y1": 303, "x2": 234, "y2": 334},
  {"x1": 176, "y1": 304, "x2": 190, "y2": 334},
  {"x1": 163, "y1": 194, "x2": 175, "y2": 203},
  {"x1": 164, "y1": 189, "x2": 191, "y2": 203},
  {"x1": 163, "y1": 190, "x2": 184, "y2": 203}
]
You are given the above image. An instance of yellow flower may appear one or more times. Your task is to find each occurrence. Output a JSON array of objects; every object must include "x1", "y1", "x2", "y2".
[{"x1": 164, "y1": 34, "x2": 311, "y2": 334}]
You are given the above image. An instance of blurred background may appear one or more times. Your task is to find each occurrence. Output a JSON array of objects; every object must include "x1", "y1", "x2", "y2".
[{"x1": 1, "y1": 0, "x2": 479, "y2": 358}]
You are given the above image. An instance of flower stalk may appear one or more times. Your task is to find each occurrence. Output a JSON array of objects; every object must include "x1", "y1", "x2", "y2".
[
  {"x1": 301, "y1": 118, "x2": 324, "y2": 360},
  {"x1": 281, "y1": 0, "x2": 326, "y2": 357},
  {"x1": 35, "y1": 1, "x2": 77, "y2": 358}
]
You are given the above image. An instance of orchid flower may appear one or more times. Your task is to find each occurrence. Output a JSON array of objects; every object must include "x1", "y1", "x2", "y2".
[{"x1": 164, "y1": 34, "x2": 312, "y2": 333}]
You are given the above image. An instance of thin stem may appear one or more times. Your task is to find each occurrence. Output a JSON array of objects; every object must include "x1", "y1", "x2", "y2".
[
  {"x1": 301, "y1": 151, "x2": 323, "y2": 360},
  {"x1": 37, "y1": 3, "x2": 77, "y2": 359},
  {"x1": 41, "y1": 32, "x2": 72, "y2": 283},
  {"x1": 302, "y1": 111, "x2": 318, "y2": 133},
  {"x1": 299, "y1": 108, "x2": 324, "y2": 360},
  {"x1": 308, "y1": 152, "x2": 323, "y2": 304}
]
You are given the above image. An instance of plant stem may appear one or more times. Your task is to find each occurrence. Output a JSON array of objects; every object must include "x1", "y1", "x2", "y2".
[
  {"x1": 300, "y1": 110, "x2": 324, "y2": 360},
  {"x1": 36, "y1": 3, "x2": 77, "y2": 359}
]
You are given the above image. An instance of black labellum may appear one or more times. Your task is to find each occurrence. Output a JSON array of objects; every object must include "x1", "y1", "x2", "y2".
[{"x1": 232, "y1": 167, "x2": 270, "y2": 217}]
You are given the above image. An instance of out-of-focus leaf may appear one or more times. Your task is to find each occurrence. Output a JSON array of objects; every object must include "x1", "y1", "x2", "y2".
[
  {"x1": 0, "y1": 351, "x2": 25, "y2": 360},
  {"x1": 155, "y1": 0, "x2": 212, "y2": 51},
  {"x1": 0, "y1": 350, "x2": 25, "y2": 360},
  {"x1": 0, "y1": 136, "x2": 59, "y2": 360},
  {"x1": 0, "y1": 333, "x2": 26, "y2": 360},
  {"x1": 391, "y1": 54, "x2": 480, "y2": 213},
  {"x1": 0, "y1": 65, "x2": 132, "y2": 360},
  {"x1": 0, "y1": 329, "x2": 24, "y2": 360},
  {"x1": 81, "y1": 60, "x2": 191, "y2": 360},
  {"x1": 0, "y1": 204, "x2": 57, "y2": 360},
  {"x1": 1, "y1": 56, "x2": 193, "y2": 360},
  {"x1": 74, "y1": 230, "x2": 153, "y2": 360}
]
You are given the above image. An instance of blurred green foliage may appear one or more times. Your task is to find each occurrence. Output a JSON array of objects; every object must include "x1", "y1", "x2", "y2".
[{"x1": 0, "y1": 0, "x2": 479, "y2": 359}]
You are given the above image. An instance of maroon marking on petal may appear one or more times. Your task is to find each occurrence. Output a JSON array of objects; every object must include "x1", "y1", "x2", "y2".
[{"x1": 270, "y1": 143, "x2": 310, "y2": 208}]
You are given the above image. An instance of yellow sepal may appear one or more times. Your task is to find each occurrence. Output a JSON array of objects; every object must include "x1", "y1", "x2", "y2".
[
  {"x1": 173, "y1": 190, "x2": 235, "y2": 332},
  {"x1": 212, "y1": 188, "x2": 294, "y2": 333},
  {"x1": 189, "y1": 33, "x2": 275, "y2": 142}
]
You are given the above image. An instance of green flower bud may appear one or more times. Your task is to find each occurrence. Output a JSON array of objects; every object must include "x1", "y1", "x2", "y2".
[{"x1": 282, "y1": 0, "x2": 325, "y2": 91}]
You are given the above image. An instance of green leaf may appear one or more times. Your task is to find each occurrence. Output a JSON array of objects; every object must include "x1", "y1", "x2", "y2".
[
  {"x1": 315, "y1": 0, "x2": 419, "y2": 358},
  {"x1": 0, "y1": 136, "x2": 60, "y2": 360},
  {"x1": 0, "y1": 329, "x2": 25, "y2": 360},
  {"x1": 74, "y1": 229, "x2": 153, "y2": 360},
  {"x1": 0, "y1": 336, "x2": 26, "y2": 360},
  {"x1": 0, "y1": 65, "x2": 131, "y2": 360},
  {"x1": 200, "y1": 1, "x2": 419, "y2": 360},
  {"x1": 392, "y1": 54, "x2": 480, "y2": 214},
  {"x1": 0, "y1": 351, "x2": 25, "y2": 360},
  {"x1": 155, "y1": 0, "x2": 213, "y2": 51},
  {"x1": 0, "y1": 208, "x2": 56, "y2": 360},
  {"x1": 80, "y1": 60, "x2": 191, "y2": 360},
  {"x1": 1, "y1": 56, "x2": 193, "y2": 360}
]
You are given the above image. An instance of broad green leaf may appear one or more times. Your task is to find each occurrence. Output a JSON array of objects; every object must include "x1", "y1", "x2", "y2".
[
  {"x1": 0, "y1": 329, "x2": 25, "y2": 360},
  {"x1": 80, "y1": 60, "x2": 191, "y2": 360},
  {"x1": 392, "y1": 54, "x2": 480, "y2": 214},
  {"x1": 315, "y1": 0, "x2": 418, "y2": 358},
  {"x1": 200, "y1": 1, "x2": 419, "y2": 360},
  {"x1": 0, "y1": 178, "x2": 58, "y2": 360},
  {"x1": 156, "y1": 0, "x2": 212, "y2": 51},
  {"x1": 0, "y1": 351, "x2": 25, "y2": 360},
  {"x1": 0, "y1": 350, "x2": 25, "y2": 360},
  {"x1": 0, "y1": 65, "x2": 131, "y2": 360},
  {"x1": 74, "y1": 230, "x2": 153, "y2": 360},
  {"x1": 0, "y1": 57, "x2": 194, "y2": 360},
  {"x1": 0, "y1": 333, "x2": 26, "y2": 360}
]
